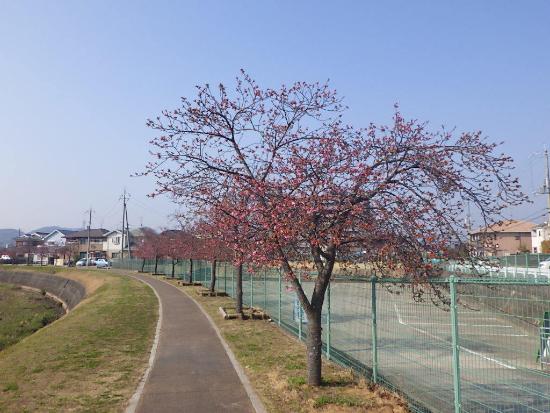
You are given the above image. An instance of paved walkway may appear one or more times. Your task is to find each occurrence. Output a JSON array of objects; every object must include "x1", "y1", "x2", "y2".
[{"x1": 132, "y1": 274, "x2": 256, "y2": 413}]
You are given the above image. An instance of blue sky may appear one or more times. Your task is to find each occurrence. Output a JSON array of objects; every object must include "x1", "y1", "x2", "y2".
[{"x1": 1, "y1": 1, "x2": 549, "y2": 231}]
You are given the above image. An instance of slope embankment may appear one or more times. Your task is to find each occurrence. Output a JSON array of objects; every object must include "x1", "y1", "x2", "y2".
[
  {"x1": 0, "y1": 270, "x2": 86, "y2": 310},
  {"x1": 0, "y1": 268, "x2": 158, "y2": 412}
]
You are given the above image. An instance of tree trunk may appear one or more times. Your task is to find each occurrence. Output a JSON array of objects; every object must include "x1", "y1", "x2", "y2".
[
  {"x1": 171, "y1": 259, "x2": 176, "y2": 278},
  {"x1": 236, "y1": 263, "x2": 244, "y2": 317},
  {"x1": 189, "y1": 259, "x2": 194, "y2": 283},
  {"x1": 306, "y1": 309, "x2": 323, "y2": 386},
  {"x1": 209, "y1": 259, "x2": 217, "y2": 292},
  {"x1": 154, "y1": 256, "x2": 159, "y2": 274},
  {"x1": 141, "y1": 258, "x2": 146, "y2": 272}
]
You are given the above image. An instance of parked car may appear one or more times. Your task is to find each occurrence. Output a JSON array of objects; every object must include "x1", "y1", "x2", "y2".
[
  {"x1": 539, "y1": 258, "x2": 550, "y2": 270},
  {"x1": 95, "y1": 258, "x2": 111, "y2": 269},
  {"x1": 0, "y1": 254, "x2": 12, "y2": 263},
  {"x1": 76, "y1": 258, "x2": 96, "y2": 267}
]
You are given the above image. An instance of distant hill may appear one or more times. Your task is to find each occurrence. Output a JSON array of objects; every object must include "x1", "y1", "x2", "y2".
[{"x1": 0, "y1": 229, "x2": 19, "y2": 247}]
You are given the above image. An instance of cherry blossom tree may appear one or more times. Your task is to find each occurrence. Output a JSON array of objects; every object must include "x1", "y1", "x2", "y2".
[
  {"x1": 134, "y1": 229, "x2": 158, "y2": 272},
  {"x1": 161, "y1": 230, "x2": 190, "y2": 278},
  {"x1": 195, "y1": 218, "x2": 235, "y2": 293},
  {"x1": 175, "y1": 230, "x2": 204, "y2": 283},
  {"x1": 142, "y1": 72, "x2": 526, "y2": 385}
]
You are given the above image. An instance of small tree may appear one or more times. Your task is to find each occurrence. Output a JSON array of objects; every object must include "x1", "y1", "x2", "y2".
[
  {"x1": 134, "y1": 229, "x2": 158, "y2": 272},
  {"x1": 195, "y1": 219, "x2": 233, "y2": 293},
  {"x1": 541, "y1": 240, "x2": 550, "y2": 254},
  {"x1": 143, "y1": 72, "x2": 526, "y2": 385},
  {"x1": 176, "y1": 230, "x2": 203, "y2": 283},
  {"x1": 192, "y1": 196, "x2": 255, "y2": 315},
  {"x1": 162, "y1": 230, "x2": 193, "y2": 278}
]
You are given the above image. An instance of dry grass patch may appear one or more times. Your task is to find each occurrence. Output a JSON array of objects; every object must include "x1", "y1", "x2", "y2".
[
  {"x1": 0, "y1": 283, "x2": 65, "y2": 351},
  {"x1": 163, "y1": 279, "x2": 408, "y2": 413},
  {"x1": 8, "y1": 265, "x2": 107, "y2": 295},
  {"x1": 0, "y1": 268, "x2": 157, "y2": 412}
]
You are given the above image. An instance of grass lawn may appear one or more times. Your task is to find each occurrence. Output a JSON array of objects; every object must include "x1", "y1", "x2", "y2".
[
  {"x1": 0, "y1": 267, "x2": 157, "y2": 413},
  {"x1": 163, "y1": 277, "x2": 408, "y2": 413},
  {"x1": 0, "y1": 283, "x2": 65, "y2": 351}
]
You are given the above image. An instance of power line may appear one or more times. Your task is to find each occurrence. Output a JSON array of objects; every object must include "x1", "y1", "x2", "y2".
[
  {"x1": 128, "y1": 197, "x2": 167, "y2": 217},
  {"x1": 98, "y1": 196, "x2": 122, "y2": 225}
]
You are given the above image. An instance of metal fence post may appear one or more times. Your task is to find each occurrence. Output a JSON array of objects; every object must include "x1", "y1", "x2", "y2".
[
  {"x1": 450, "y1": 275, "x2": 462, "y2": 413},
  {"x1": 250, "y1": 271, "x2": 254, "y2": 308},
  {"x1": 504, "y1": 255, "x2": 508, "y2": 277},
  {"x1": 514, "y1": 255, "x2": 517, "y2": 277},
  {"x1": 326, "y1": 281, "x2": 331, "y2": 361},
  {"x1": 263, "y1": 268, "x2": 267, "y2": 310},
  {"x1": 224, "y1": 262, "x2": 227, "y2": 292},
  {"x1": 371, "y1": 277, "x2": 378, "y2": 383},
  {"x1": 278, "y1": 268, "x2": 282, "y2": 326},
  {"x1": 298, "y1": 272, "x2": 302, "y2": 341},
  {"x1": 231, "y1": 265, "x2": 235, "y2": 297}
]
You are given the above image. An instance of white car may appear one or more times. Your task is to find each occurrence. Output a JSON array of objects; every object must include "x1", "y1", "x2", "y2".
[
  {"x1": 76, "y1": 258, "x2": 96, "y2": 267},
  {"x1": 95, "y1": 259, "x2": 111, "y2": 269},
  {"x1": 0, "y1": 254, "x2": 11, "y2": 262},
  {"x1": 539, "y1": 258, "x2": 550, "y2": 270}
]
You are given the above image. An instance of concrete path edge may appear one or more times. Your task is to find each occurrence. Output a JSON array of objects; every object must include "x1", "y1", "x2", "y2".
[
  {"x1": 125, "y1": 275, "x2": 163, "y2": 413},
  {"x1": 157, "y1": 277, "x2": 268, "y2": 413}
]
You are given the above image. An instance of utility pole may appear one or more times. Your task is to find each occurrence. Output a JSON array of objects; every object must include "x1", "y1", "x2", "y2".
[
  {"x1": 125, "y1": 206, "x2": 131, "y2": 258},
  {"x1": 120, "y1": 189, "x2": 130, "y2": 261},
  {"x1": 536, "y1": 149, "x2": 550, "y2": 226},
  {"x1": 85, "y1": 208, "x2": 93, "y2": 265},
  {"x1": 545, "y1": 149, "x2": 550, "y2": 226},
  {"x1": 465, "y1": 201, "x2": 472, "y2": 233}
]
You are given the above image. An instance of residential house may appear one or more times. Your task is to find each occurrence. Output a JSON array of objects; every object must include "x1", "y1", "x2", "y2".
[
  {"x1": 43, "y1": 229, "x2": 71, "y2": 247},
  {"x1": 14, "y1": 232, "x2": 55, "y2": 264},
  {"x1": 129, "y1": 227, "x2": 150, "y2": 243},
  {"x1": 531, "y1": 223, "x2": 550, "y2": 253},
  {"x1": 15, "y1": 233, "x2": 44, "y2": 250},
  {"x1": 103, "y1": 230, "x2": 127, "y2": 259},
  {"x1": 469, "y1": 220, "x2": 535, "y2": 257},
  {"x1": 64, "y1": 229, "x2": 110, "y2": 259}
]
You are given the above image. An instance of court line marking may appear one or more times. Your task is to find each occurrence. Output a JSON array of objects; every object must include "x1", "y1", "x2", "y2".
[
  {"x1": 401, "y1": 314, "x2": 498, "y2": 321},
  {"x1": 400, "y1": 322, "x2": 513, "y2": 328},
  {"x1": 461, "y1": 333, "x2": 528, "y2": 337},
  {"x1": 394, "y1": 304, "x2": 516, "y2": 370}
]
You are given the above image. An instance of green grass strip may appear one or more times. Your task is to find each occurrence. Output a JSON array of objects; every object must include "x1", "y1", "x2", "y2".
[{"x1": 0, "y1": 270, "x2": 157, "y2": 413}]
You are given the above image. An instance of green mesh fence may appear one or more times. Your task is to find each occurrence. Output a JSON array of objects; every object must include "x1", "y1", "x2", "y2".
[
  {"x1": 447, "y1": 254, "x2": 550, "y2": 279},
  {"x1": 112, "y1": 258, "x2": 550, "y2": 413}
]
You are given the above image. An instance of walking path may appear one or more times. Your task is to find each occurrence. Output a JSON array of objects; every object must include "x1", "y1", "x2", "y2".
[{"x1": 128, "y1": 274, "x2": 257, "y2": 413}]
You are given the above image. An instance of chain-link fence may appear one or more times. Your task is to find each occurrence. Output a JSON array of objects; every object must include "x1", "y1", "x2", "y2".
[
  {"x1": 113, "y1": 258, "x2": 550, "y2": 413},
  {"x1": 447, "y1": 254, "x2": 550, "y2": 279}
]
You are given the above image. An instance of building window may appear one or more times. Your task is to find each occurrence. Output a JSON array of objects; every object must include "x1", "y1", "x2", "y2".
[{"x1": 113, "y1": 237, "x2": 120, "y2": 245}]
